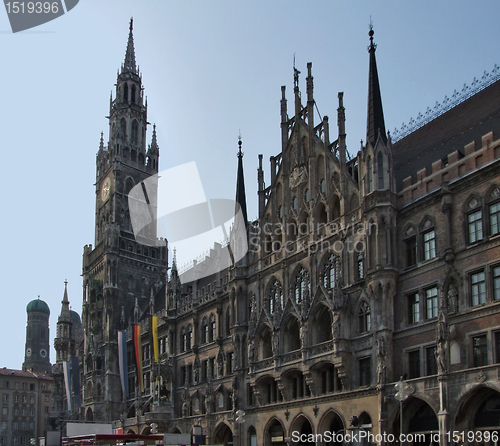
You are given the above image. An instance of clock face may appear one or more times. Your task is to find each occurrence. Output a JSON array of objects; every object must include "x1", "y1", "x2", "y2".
[
  {"x1": 101, "y1": 178, "x2": 111, "y2": 202},
  {"x1": 40, "y1": 349, "x2": 47, "y2": 358},
  {"x1": 26, "y1": 348, "x2": 31, "y2": 357}
]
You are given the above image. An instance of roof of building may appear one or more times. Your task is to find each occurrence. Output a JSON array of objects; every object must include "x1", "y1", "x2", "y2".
[
  {"x1": 26, "y1": 298, "x2": 50, "y2": 315},
  {"x1": 392, "y1": 78, "x2": 500, "y2": 190},
  {"x1": 0, "y1": 367, "x2": 53, "y2": 380}
]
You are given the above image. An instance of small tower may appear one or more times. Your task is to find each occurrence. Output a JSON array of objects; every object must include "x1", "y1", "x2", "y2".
[
  {"x1": 23, "y1": 297, "x2": 51, "y2": 373},
  {"x1": 54, "y1": 280, "x2": 73, "y2": 364}
]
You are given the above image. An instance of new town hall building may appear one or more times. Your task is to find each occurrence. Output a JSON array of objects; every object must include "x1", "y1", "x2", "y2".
[{"x1": 50, "y1": 21, "x2": 500, "y2": 446}]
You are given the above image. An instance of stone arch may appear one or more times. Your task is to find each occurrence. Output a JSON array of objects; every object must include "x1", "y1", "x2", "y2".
[
  {"x1": 281, "y1": 314, "x2": 300, "y2": 353},
  {"x1": 309, "y1": 304, "x2": 332, "y2": 345},
  {"x1": 391, "y1": 396, "x2": 438, "y2": 445},
  {"x1": 455, "y1": 385, "x2": 500, "y2": 431},
  {"x1": 85, "y1": 407, "x2": 93, "y2": 421},
  {"x1": 126, "y1": 428, "x2": 137, "y2": 434},
  {"x1": 318, "y1": 409, "x2": 345, "y2": 446},
  {"x1": 289, "y1": 413, "x2": 314, "y2": 446},
  {"x1": 329, "y1": 194, "x2": 341, "y2": 220},
  {"x1": 256, "y1": 324, "x2": 273, "y2": 360},
  {"x1": 141, "y1": 426, "x2": 151, "y2": 435},
  {"x1": 264, "y1": 417, "x2": 286, "y2": 446},
  {"x1": 213, "y1": 421, "x2": 233, "y2": 446}
]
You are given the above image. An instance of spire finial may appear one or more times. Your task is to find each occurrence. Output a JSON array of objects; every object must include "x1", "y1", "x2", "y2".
[
  {"x1": 99, "y1": 132, "x2": 104, "y2": 151},
  {"x1": 237, "y1": 131, "x2": 243, "y2": 158},
  {"x1": 293, "y1": 53, "x2": 300, "y2": 89},
  {"x1": 173, "y1": 247, "x2": 177, "y2": 265},
  {"x1": 123, "y1": 18, "x2": 137, "y2": 74},
  {"x1": 368, "y1": 18, "x2": 376, "y2": 51}
]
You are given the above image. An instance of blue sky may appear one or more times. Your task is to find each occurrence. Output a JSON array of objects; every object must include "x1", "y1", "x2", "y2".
[{"x1": 1, "y1": 0, "x2": 499, "y2": 368}]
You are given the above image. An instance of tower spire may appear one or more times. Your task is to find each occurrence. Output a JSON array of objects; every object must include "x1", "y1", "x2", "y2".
[
  {"x1": 235, "y1": 134, "x2": 248, "y2": 227},
  {"x1": 366, "y1": 24, "x2": 387, "y2": 147},
  {"x1": 123, "y1": 17, "x2": 137, "y2": 74}
]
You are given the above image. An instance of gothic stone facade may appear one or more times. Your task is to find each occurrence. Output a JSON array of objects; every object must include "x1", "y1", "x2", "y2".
[{"x1": 55, "y1": 23, "x2": 500, "y2": 446}]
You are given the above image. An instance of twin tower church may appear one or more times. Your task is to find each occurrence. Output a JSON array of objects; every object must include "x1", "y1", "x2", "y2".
[{"x1": 23, "y1": 19, "x2": 500, "y2": 445}]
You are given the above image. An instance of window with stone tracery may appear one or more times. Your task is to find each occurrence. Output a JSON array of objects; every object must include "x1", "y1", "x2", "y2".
[
  {"x1": 294, "y1": 267, "x2": 310, "y2": 304},
  {"x1": 323, "y1": 253, "x2": 337, "y2": 289},
  {"x1": 268, "y1": 280, "x2": 283, "y2": 314}
]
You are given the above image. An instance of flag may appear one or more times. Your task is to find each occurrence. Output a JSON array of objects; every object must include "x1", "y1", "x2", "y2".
[
  {"x1": 152, "y1": 315, "x2": 159, "y2": 364},
  {"x1": 118, "y1": 330, "x2": 129, "y2": 398},
  {"x1": 63, "y1": 361, "x2": 72, "y2": 412},
  {"x1": 71, "y1": 356, "x2": 81, "y2": 408},
  {"x1": 134, "y1": 324, "x2": 144, "y2": 393}
]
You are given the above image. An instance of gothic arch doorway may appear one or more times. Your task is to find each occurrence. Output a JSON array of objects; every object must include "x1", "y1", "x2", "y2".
[
  {"x1": 213, "y1": 422, "x2": 233, "y2": 446},
  {"x1": 455, "y1": 387, "x2": 500, "y2": 445},
  {"x1": 393, "y1": 398, "x2": 438, "y2": 446},
  {"x1": 265, "y1": 418, "x2": 286, "y2": 446},
  {"x1": 290, "y1": 414, "x2": 314, "y2": 446},
  {"x1": 85, "y1": 407, "x2": 93, "y2": 421},
  {"x1": 318, "y1": 409, "x2": 344, "y2": 446}
]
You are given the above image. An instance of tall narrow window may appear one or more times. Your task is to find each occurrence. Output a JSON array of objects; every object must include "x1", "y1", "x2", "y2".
[
  {"x1": 426, "y1": 346, "x2": 437, "y2": 375},
  {"x1": 294, "y1": 267, "x2": 310, "y2": 304},
  {"x1": 123, "y1": 83, "x2": 128, "y2": 102},
  {"x1": 472, "y1": 334, "x2": 488, "y2": 367},
  {"x1": 131, "y1": 121, "x2": 138, "y2": 144},
  {"x1": 377, "y1": 152, "x2": 384, "y2": 189},
  {"x1": 408, "y1": 350, "x2": 421, "y2": 379},
  {"x1": 367, "y1": 157, "x2": 373, "y2": 193},
  {"x1": 408, "y1": 292, "x2": 420, "y2": 324},
  {"x1": 358, "y1": 301, "x2": 371, "y2": 334},
  {"x1": 423, "y1": 229, "x2": 436, "y2": 260},
  {"x1": 426, "y1": 287, "x2": 438, "y2": 319},
  {"x1": 490, "y1": 201, "x2": 500, "y2": 236},
  {"x1": 131, "y1": 84, "x2": 136, "y2": 104},
  {"x1": 406, "y1": 236, "x2": 417, "y2": 267},
  {"x1": 471, "y1": 271, "x2": 486, "y2": 306},
  {"x1": 468, "y1": 208, "x2": 483, "y2": 243},
  {"x1": 359, "y1": 358, "x2": 371, "y2": 386},
  {"x1": 493, "y1": 266, "x2": 500, "y2": 301},
  {"x1": 323, "y1": 254, "x2": 336, "y2": 289},
  {"x1": 357, "y1": 252, "x2": 364, "y2": 279}
]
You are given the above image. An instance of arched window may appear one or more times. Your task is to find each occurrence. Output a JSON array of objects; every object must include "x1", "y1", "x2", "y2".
[
  {"x1": 294, "y1": 267, "x2": 310, "y2": 304},
  {"x1": 320, "y1": 179, "x2": 326, "y2": 194},
  {"x1": 377, "y1": 152, "x2": 384, "y2": 189},
  {"x1": 131, "y1": 84, "x2": 136, "y2": 103},
  {"x1": 209, "y1": 315, "x2": 216, "y2": 342},
  {"x1": 123, "y1": 83, "x2": 128, "y2": 102},
  {"x1": 201, "y1": 318, "x2": 208, "y2": 344},
  {"x1": 323, "y1": 253, "x2": 336, "y2": 289},
  {"x1": 120, "y1": 118, "x2": 127, "y2": 138},
  {"x1": 467, "y1": 197, "x2": 483, "y2": 244},
  {"x1": 367, "y1": 157, "x2": 373, "y2": 193},
  {"x1": 225, "y1": 308, "x2": 231, "y2": 336},
  {"x1": 187, "y1": 325, "x2": 193, "y2": 350},
  {"x1": 268, "y1": 280, "x2": 283, "y2": 314},
  {"x1": 131, "y1": 121, "x2": 139, "y2": 144},
  {"x1": 358, "y1": 301, "x2": 371, "y2": 334}
]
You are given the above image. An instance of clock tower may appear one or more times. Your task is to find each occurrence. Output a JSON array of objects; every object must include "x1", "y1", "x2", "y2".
[
  {"x1": 23, "y1": 297, "x2": 51, "y2": 373},
  {"x1": 81, "y1": 19, "x2": 168, "y2": 422}
]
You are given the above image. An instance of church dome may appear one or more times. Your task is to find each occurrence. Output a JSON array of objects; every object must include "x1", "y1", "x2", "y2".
[
  {"x1": 26, "y1": 298, "x2": 50, "y2": 315},
  {"x1": 70, "y1": 310, "x2": 82, "y2": 326}
]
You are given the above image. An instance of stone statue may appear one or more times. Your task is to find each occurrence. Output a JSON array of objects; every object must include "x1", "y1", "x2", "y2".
[
  {"x1": 182, "y1": 401, "x2": 188, "y2": 418},
  {"x1": 436, "y1": 341, "x2": 447, "y2": 374},
  {"x1": 377, "y1": 336, "x2": 386, "y2": 357},
  {"x1": 300, "y1": 323, "x2": 308, "y2": 348},
  {"x1": 377, "y1": 357, "x2": 386, "y2": 385},
  {"x1": 272, "y1": 332, "x2": 279, "y2": 356},
  {"x1": 448, "y1": 284, "x2": 458, "y2": 313},
  {"x1": 332, "y1": 312, "x2": 340, "y2": 340},
  {"x1": 248, "y1": 341, "x2": 255, "y2": 363}
]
